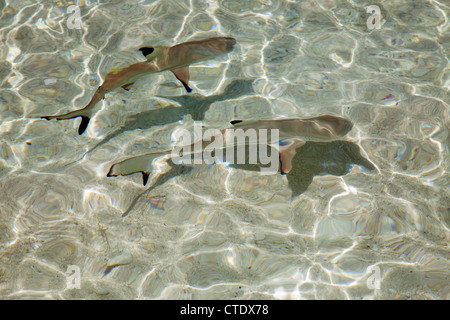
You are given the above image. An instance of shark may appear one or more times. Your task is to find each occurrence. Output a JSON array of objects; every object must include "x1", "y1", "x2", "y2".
[
  {"x1": 41, "y1": 37, "x2": 236, "y2": 135},
  {"x1": 104, "y1": 115, "x2": 368, "y2": 216}
]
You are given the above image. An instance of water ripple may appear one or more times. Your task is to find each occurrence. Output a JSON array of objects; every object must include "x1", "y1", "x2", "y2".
[{"x1": 0, "y1": 0, "x2": 448, "y2": 300}]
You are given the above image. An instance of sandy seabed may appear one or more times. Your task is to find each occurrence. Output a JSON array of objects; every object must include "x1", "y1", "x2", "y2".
[{"x1": 0, "y1": 0, "x2": 448, "y2": 299}]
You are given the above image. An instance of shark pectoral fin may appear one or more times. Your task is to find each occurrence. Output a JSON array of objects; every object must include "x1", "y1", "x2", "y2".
[
  {"x1": 171, "y1": 67, "x2": 192, "y2": 93},
  {"x1": 122, "y1": 82, "x2": 135, "y2": 91},
  {"x1": 279, "y1": 138, "x2": 306, "y2": 174}
]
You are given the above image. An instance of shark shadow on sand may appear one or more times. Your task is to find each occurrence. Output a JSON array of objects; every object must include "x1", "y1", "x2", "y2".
[
  {"x1": 82, "y1": 78, "x2": 255, "y2": 156},
  {"x1": 108, "y1": 140, "x2": 375, "y2": 217}
]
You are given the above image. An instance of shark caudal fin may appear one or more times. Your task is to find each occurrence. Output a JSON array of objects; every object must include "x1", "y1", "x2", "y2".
[{"x1": 107, "y1": 151, "x2": 169, "y2": 186}]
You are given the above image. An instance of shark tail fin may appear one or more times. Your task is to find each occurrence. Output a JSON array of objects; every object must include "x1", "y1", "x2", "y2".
[{"x1": 106, "y1": 151, "x2": 171, "y2": 218}]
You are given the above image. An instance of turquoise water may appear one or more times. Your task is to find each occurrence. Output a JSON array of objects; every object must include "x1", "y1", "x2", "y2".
[{"x1": 0, "y1": 0, "x2": 448, "y2": 299}]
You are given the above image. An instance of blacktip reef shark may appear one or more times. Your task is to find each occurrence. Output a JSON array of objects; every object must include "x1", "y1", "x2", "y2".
[
  {"x1": 111, "y1": 140, "x2": 374, "y2": 217},
  {"x1": 104, "y1": 115, "x2": 371, "y2": 217},
  {"x1": 41, "y1": 37, "x2": 236, "y2": 135},
  {"x1": 108, "y1": 114, "x2": 353, "y2": 182}
]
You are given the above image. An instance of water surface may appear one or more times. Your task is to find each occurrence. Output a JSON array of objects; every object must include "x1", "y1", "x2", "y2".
[{"x1": 0, "y1": 0, "x2": 448, "y2": 299}]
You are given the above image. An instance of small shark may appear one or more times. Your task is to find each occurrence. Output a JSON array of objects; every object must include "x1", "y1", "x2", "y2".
[
  {"x1": 105, "y1": 115, "x2": 364, "y2": 216},
  {"x1": 41, "y1": 37, "x2": 236, "y2": 135}
]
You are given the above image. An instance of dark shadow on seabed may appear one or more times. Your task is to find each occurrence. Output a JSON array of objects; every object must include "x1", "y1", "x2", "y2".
[
  {"x1": 283, "y1": 140, "x2": 375, "y2": 197},
  {"x1": 118, "y1": 140, "x2": 375, "y2": 217},
  {"x1": 85, "y1": 78, "x2": 255, "y2": 156}
]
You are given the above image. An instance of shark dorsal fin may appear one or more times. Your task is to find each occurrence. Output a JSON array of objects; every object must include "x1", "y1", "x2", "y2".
[
  {"x1": 139, "y1": 47, "x2": 154, "y2": 56},
  {"x1": 171, "y1": 67, "x2": 192, "y2": 93},
  {"x1": 279, "y1": 138, "x2": 306, "y2": 174}
]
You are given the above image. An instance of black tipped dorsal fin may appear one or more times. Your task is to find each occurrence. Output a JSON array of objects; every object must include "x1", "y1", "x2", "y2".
[
  {"x1": 171, "y1": 67, "x2": 192, "y2": 93},
  {"x1": 230, "y1": 120, "x2": 242, "y2": 125},
  {"x1": 139, "y1": 47, "x2": 154, "y2": 57}
]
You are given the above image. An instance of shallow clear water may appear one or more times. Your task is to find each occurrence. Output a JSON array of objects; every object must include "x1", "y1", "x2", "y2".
[{"x1": 0, "y1": 0, "x2": 449, "y2": 299}]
